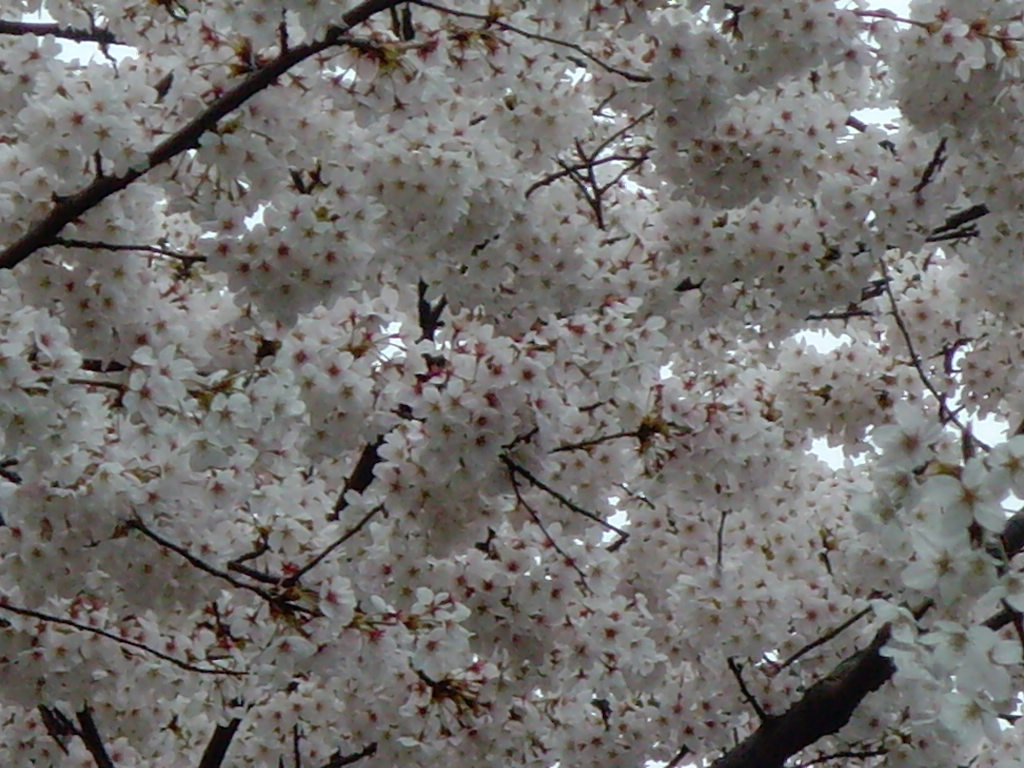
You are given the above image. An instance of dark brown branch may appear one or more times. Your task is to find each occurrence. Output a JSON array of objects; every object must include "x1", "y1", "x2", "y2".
[
  {"x1": 75, "y1": 708, "x2": 116, "y2": 768},
  {"x1": 0, "y1": 19, "x2": 119, "y2": 44},
  {"x1": 54, "y1": 237, "x2": 206, "y2": 264},
  {"x1": 500, "y1": 454, "x2": 629, "y2": 545},
  {"x1": 777, "y1": 607, "x2": 873, "y2": 671},
  {"x1": 805, "y1": 308, "x2": 875, "y2": 321},
  {"x1": 293, "y1": 724, "x2": 304, "y2": 768},
  {"x1": 929, "y1": 203, "x2": 989, "y2": 237},
  {"x1": 727, "y1": 657, "x2": 770, "y2": 723},
  {"x1": 707, "y1": 507, "x2": 1024, "y2": 768},
  {"x1": 128, "y1": 517, "x2": 313, "y2": 615},
  {"x1": 332, "y1": 436, "x2": 386, "y2": 519},
  {"x1": 284, "y1": 504, "x2": 385, "y2": 586},
  {"x1": 417, "y1": 279, "x2": 448, "y2": 342},
  {"x1": 319, "y1": 741, "x2": 378, "y2": 768},
  {"x1": 911, "y1": 137, "x2": 947, "y2": 196},
  {"x1": 710, "y1": 628, "x2": 894, "y2": 768},
  {"x1": 198, "y1": 718, "x2": 243, "y2": 768},
  {"x1": 508, "y1": 467, "x2": 592, "y2": 593},
  {"x1": 37, "y1": 705, "x2": 75, "y2": 754},
  {"x1": 0, "y1": 0, "x2": 406, "y2": 271},
  {"x1": 0, "y1": 599, "x2": 240, "y2": 675},
  {"x1": 665, "y1": 744, "x2": 692, "y2": 768},
  {"x1": 411, "y1": 1, "x2": 651, "y2": 82}
]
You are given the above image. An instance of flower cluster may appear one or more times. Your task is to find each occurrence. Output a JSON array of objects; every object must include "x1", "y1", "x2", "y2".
[{"x1": 3, "y1": 2, "x2": 1024, "y2": 768}]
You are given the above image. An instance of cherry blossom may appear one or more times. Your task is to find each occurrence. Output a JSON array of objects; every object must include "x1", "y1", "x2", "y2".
[{"x1": 2, "y1": 1, "x2": 1024, "y2": 768}]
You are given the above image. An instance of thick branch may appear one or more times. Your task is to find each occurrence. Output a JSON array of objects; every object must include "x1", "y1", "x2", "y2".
[
  {"x1": 75, "y1": 708, "x2": 116, "y2": 768},
  {"x1": 706, "y1": 510, "x2": 1024, "y2": 768},
  {"x1": 320, "y1": 741, "x2": 378, "y2": 768},
  {"x1": 710, "y1": 629, "x2": 893, "y2": 768},
  {"x1": 0, "y1": 0, "x2": 404, "y2": 271},
  {"x1": 0, "y1": 19, "x2": 119, "y2": 44},
  {"x1": 198, "y1": 718, "x2": 243, "y2": 768}
]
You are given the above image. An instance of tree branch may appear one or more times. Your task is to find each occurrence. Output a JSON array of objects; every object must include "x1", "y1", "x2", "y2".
[
  {"x1": 75, "y1": 708, "x2": 116, "y2": 768},
  {"x1": 411, "y1": 1, "x2": 651, "y2": 82},
  {"x1": 500, "y1": 454, "x2": 629, "y2": 546},
  {"x1": 710, "y1": 628, "x2": 894, "y2": 768},
  {"x1": 198, "y1": 718, "x2": 243, "y2": 768},
  {"x1": 319, "y1": 741, "x2": 377, "y2": 768},
  {"x1": 0, "y1": 599, "x2": 240, "y2": 675},
  {"x1": 707, "y1": 509, "x2": 1024, "y2": 768},
  {"x1": 284, "y1": 504, "x2": 385, "y2": 586},
  {"x1": 54, "y1": 237, "x2": 206, "y2": 264},
  {"x1": 127, "y1": 517, "x2": 314, "y2": 615},
  {"x1": 0, "y1": 0, "x2": 406, "y2": 271},
  {"x1": 0, "y1": 19, "x2": 119, "y2": 45}
]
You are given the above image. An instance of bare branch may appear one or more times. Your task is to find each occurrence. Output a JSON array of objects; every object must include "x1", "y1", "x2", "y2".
[
  {"x1": 284, "y1": 504, "x2": 385, "y2": 586},
  {"x1": 198, "y1": 718, "x2": 243, "y2": 768},
  {"x1": 37, "y1": 705, "x2": 75, "y2": 754},
  {"x1": 500, "y1": 454, "x2": 629, "y2": 546},
  {"x1": 0, "y1": 599, "x2": 241, "y2": 675},
  {"x1": 54, "y1": 237, "x2": 206, "y2": 264},
  {"x1": 727, "y1": 657, "x2": 770, "y2": 723},
  {"x1": 777, "y1": 607, "x2": 873, "y2": 671},
  {"x1": 75, "y1": 708, "x2": 116, "y2": 768},
  {"x1": 508, "y1": 467, "x2": 592, "y2": 593},
  {"x1": 319, "y1": 741, "x2": 378, "y2": 768},
  {"x1": 0, "y1": 19, "x2": 119, "y2": 45},
  {"x1": 911, "y1": 137, "x2": 948, "y2": 197},
  {"x1": 877, "y1": 256, "x2": 989, "y2": 449},
  {"x1": 127, "y1": 517, "x2": 314, "y2": 615},
  {"x1": 930, "y1": 203, "x2": 990, "y2": 236},
  {"x1": 0, "y1": 0, "x2": 407, "y2": 271},
  {"x1": 550, "y1": 430, "x2": 640, "y2": 453},
  {"x1": 411, "y1": 0, "x2": 652, "y2": 82}
]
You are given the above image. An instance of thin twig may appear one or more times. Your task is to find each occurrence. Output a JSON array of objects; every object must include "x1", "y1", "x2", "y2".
[
  {"x1": 911, "y1": 137, "x2": 947, "y2": 196},
  {"x1": 526, "y1": 154, "x2": 648, "y2": 198},
  {"x1": 500, "y1": 454, "x2": 629, "y2": 545},
  {"x1": 412, "y1": 0, "x2": 651, "y2": 82},
  {"x1": 551, "y1": 430, "x2": 639, "y2": 453},
  {"x1": 128, "y1": 517, "x2": 313, "y2": 614},
  {"x1": 0, "y1": 600, "x2": 241, "y2": 675},
  {"x1": 877, "y1": 257, "x2": 989, "y2": 450},
  {"x1": 777, "y1": 607, "x2": 873, "y2": 671},
  {"x1": 715, "y1": 510, "x2": 729, "y2": 576},
  {"x1": 805, "y1": 308, "x2": 875, "y2": 321},
  {"x1": 727, "y1": 657, "x2": 770, "y2": 723},
  {"x1": 283, "y1": 504, "x2": 385, "y2": 586},
  {"x1": 508, "y1": 469, "x2": 592, "y2": 593},
  {"x1": 54, "y1": 237, "x2": 206, "y2": 264}
]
